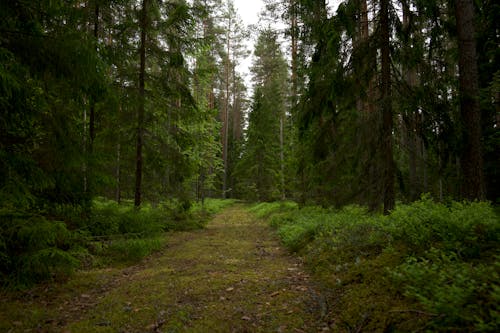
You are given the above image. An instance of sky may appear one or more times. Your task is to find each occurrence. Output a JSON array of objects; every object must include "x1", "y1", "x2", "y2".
[
  {"x1": 234, "y1": 0, "x2": 264, "y2": 26},
  {"x1": 233, "y1": 0, "x2": 265, "y2": 86},
  {"x1": 232, "y1": 0, "x2": 341, "y2": 89}
]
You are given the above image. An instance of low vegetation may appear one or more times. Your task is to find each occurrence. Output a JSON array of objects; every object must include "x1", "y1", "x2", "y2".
[
  {"x1": 0, "y1": 198, "x2": 236, "y2": 289},
  {"x1": 0, "y1": 204, "x2": 321, "y2": 333},
  {"x1": 251, "y1": 198, "x2": 500, "y2": 332}
]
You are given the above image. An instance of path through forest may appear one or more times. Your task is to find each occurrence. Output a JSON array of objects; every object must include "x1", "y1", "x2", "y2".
[{"x1": 1, "y1": 205, "x2": 327, "y2": 332}]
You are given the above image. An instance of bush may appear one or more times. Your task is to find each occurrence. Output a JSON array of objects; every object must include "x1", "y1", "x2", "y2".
[
  {"x1": 247, "y1": 201, "x2": 298, "y2": 219},
  {"x1": 1, "y1": 197, "x2": 234, "y2": 288},
  {"x1": 191, "y1": 198, "x2": 238, "y2": 215},
  {"x1": 89, "y1": 198, "x2": 184, "y2": 237},
  {"x1": 104, "y1": 237, "x2": 165, "y2": 264},
  {"x1": 0, "y1": 213, "x2": 81, "y2": 287},
  {"x1": 387, "y1": 198, "x2": 500, "y2": 258},
  {"x1": 392, "y1": 251, "x2": 500, "y2": 332},
  {"x1": 257, "y1": 197, "x2": 500, "y2": 332}
]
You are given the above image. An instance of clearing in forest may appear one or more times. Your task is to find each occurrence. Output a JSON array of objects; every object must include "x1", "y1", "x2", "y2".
[{"x1": 0, "y1": 205, "x2": 326, "y2": 332}]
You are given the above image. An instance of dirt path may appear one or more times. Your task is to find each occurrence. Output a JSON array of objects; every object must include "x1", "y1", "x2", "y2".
[{"x1": 1, "y1": 205, "x2": 327, "y2": 332}]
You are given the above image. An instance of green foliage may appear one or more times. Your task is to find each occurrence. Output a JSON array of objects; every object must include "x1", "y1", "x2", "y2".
[
  {"x1": 235, "y1": 29, "x2": 289, "y2": 201},
  {"x1": 247, "y1": 201, "x2": 298, "y2": 219},
  {"x1": 104, "y1": 237, "x2": 165, "y2": 264},
  {"x1": 393, "y1": 251, "x2": 500, "y2": 332},
  {"x1": 190, "y1": 198, "x2": 238, "y2": 216},
  {"x1": 258, "y1": 198, "x2": 500, "y2": 331},
  {"x1": 0, "y1": 214, "x2": 81, "y2": 288},
  {"x1": 90, "y1": 197, "x2": 221, "y2": 237},
  {"x1": 1, "y1": 197, "x2": 234, "y2": 288},
  {"x1": 19, "y1": 248, "x2": 79, "y2": 285},
  {"x1": 387, "y1": 197, "x2": 500, "y2": 258}
]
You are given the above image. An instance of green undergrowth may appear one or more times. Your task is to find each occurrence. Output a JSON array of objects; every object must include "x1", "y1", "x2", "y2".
[
  {"x1": 247, "y1": 201, "x2": 298, "y2": 219},
  {"x1": 252, "y1": 197, "x2": 500, "y2": 332},
  {"x1": 0, "y1": 198, "x2": 236, "y2": 288}
]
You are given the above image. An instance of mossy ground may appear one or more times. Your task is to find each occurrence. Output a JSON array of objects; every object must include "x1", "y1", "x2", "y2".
[{"x1": 0, "y1": 205, "x2": 325, "y2": 332}]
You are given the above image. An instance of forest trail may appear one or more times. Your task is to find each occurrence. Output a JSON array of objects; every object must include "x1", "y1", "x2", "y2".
[{"x1": 1, "y1": 205, "x2": 326, "y2": 332}]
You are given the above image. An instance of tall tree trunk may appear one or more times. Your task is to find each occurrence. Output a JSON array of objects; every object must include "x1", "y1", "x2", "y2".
[
  {"x1": 361, "y1": 0, "x2": 374, "y2": 115},
  {"x1": 115, "y1": 141, "x2": 121, "y2": 203},
  {"x1": 222, "y1": 20, "x2": 231, "y2": 199},
  {"x1": 455, "y1": 0, "x2": 485, "y2": 200},
  {"x1": 83, "y1": 103, "x2": 88, "y2": 194},
  {"x1": 401, "y1": 0, "x2": 420, "y2": 201},
  {"x1": 134, "y1": 0, "x2": 147, "y2": 207},
  {"x1": 290, "y1": 0, "x2": 298, "y2": 112},
  {"x1": 380, "y1": 0, "x2": 395, "y2": 214},
  {"x1": 89, "y1": 1, "x2": 99, "y2": 152},
  {"x1": 280, "y1": 115, "x2": 285, "y2": 200}
]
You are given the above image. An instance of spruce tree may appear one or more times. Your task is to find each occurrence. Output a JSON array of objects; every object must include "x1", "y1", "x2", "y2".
[{"x1": 237, "y1": 29, "x2": 288, "y2": 201}]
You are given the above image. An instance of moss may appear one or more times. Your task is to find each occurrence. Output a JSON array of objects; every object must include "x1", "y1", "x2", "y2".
[{"x1": 0, "y1": 204, "x2": 323, "y2": 332}]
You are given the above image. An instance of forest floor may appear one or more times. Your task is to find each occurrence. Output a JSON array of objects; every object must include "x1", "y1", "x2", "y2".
[{"x1": 0, "y1": 205, "x2": 329, "y2": 332}]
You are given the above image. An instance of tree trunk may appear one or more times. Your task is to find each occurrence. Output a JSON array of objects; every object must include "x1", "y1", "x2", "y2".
[
  {"x1": 115, "y1": 141, "x2": 121, "y2": 203},
  {"x1": 455, "y1": 0, "x2": 485, "y2": 200},
  {"x1": 401, "y1": 0, "x2": 421, "y2": 201},
  {"x1": 89, "y1": 1, "x2": 99, "y2": 152},
  {"x1": 280, "y1": 115, "x2": 285, "y2": 200},
  {"x1": 222, "y1": 19, "x2": 231, "y2": 199},
  {"x1": 134, "y1": 0, "x2": 147, "y2": 207},
  {"x1": 290, "y1": 0, "x2": 298, "y2": 111},
  {"x1": 83, "y1": 103, "x2": 88, "y2": 194},
  {"x1": 380, "y1": 0, "x2": 395, "y2": 214}
]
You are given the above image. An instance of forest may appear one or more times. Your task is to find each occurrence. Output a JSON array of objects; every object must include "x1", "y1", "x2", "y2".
[{"x1": 0, "y1": 0, "x2": 499, "y2": 331}]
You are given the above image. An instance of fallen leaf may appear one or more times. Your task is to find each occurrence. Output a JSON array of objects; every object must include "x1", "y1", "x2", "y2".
[
  {"x1": 270, "y1": 291, "x2": 280, "y2": 297},
  {"x1": 241, "y1": 316, "x2": 251, "y2": 321},
  {"x1": 226, "y1": 287, "x2": 234, "y2": 292}
]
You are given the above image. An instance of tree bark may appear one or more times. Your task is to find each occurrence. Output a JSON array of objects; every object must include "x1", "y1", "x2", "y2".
[
  {"x1": 455, "y1": 0, "x2": 485, "y2": 200},
  {"x1": 280, "y1": 115, "x2": 285, "y2": 200},
  {"x1": 290, "y1": 0, "x2": 298, "y2": 111},
  {"x1": 380, "y1": 0, "x2": 395, "y2": 214},
  {"x1": 401, "y1": 0, "x2": 420, "y2": 201},
  {"x1": 89, "y1": 1, "x2": 99, "y2": 152},
  {"x1": 222, "y1": 15, "x2": 231, "y2": 199},
  {"x1": 134, "y1": 0, "x2": 147, "y2": 207}
]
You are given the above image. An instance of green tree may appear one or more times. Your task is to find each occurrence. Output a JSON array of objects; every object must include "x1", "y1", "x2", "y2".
[{"x1": 236, "y1": 29, "x2": 288, "y2": 201}]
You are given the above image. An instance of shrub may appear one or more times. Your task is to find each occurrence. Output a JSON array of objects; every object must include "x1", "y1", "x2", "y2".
[
  {"x1": 248, "y1": 201, "x2": 298, "y2": 219},
  {"x1": 0, "y1": 214, "x2": 80, "y2": 287},
  {"x1": 259, "y1": 197, "x2": 500, "y2": 332},
  {"x1": 387, "y1": 198, "x2": 500, "y2": 258},
  {"x1": 104, "y1": 237, "x2": 165, "y2": 264},
  {"x1": 392, "y1": 251, "x2": 500, "y2": 332},
  {"x1": 191, "y1": 198, "x2": 238, "y2": 215}
]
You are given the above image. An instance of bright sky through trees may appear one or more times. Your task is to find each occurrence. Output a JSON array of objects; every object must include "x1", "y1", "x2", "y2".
[
  {"x1": 233, "y1": 0, "x2": 264, "y2": 85},
  {"x1": 234, "y1": 0, "x2": 263, "y2": 25}
]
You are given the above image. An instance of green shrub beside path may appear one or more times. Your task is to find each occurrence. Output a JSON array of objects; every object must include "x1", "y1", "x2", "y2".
[{"x1": 254, "y1": 198, "x2": 500, "y2": 332}]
